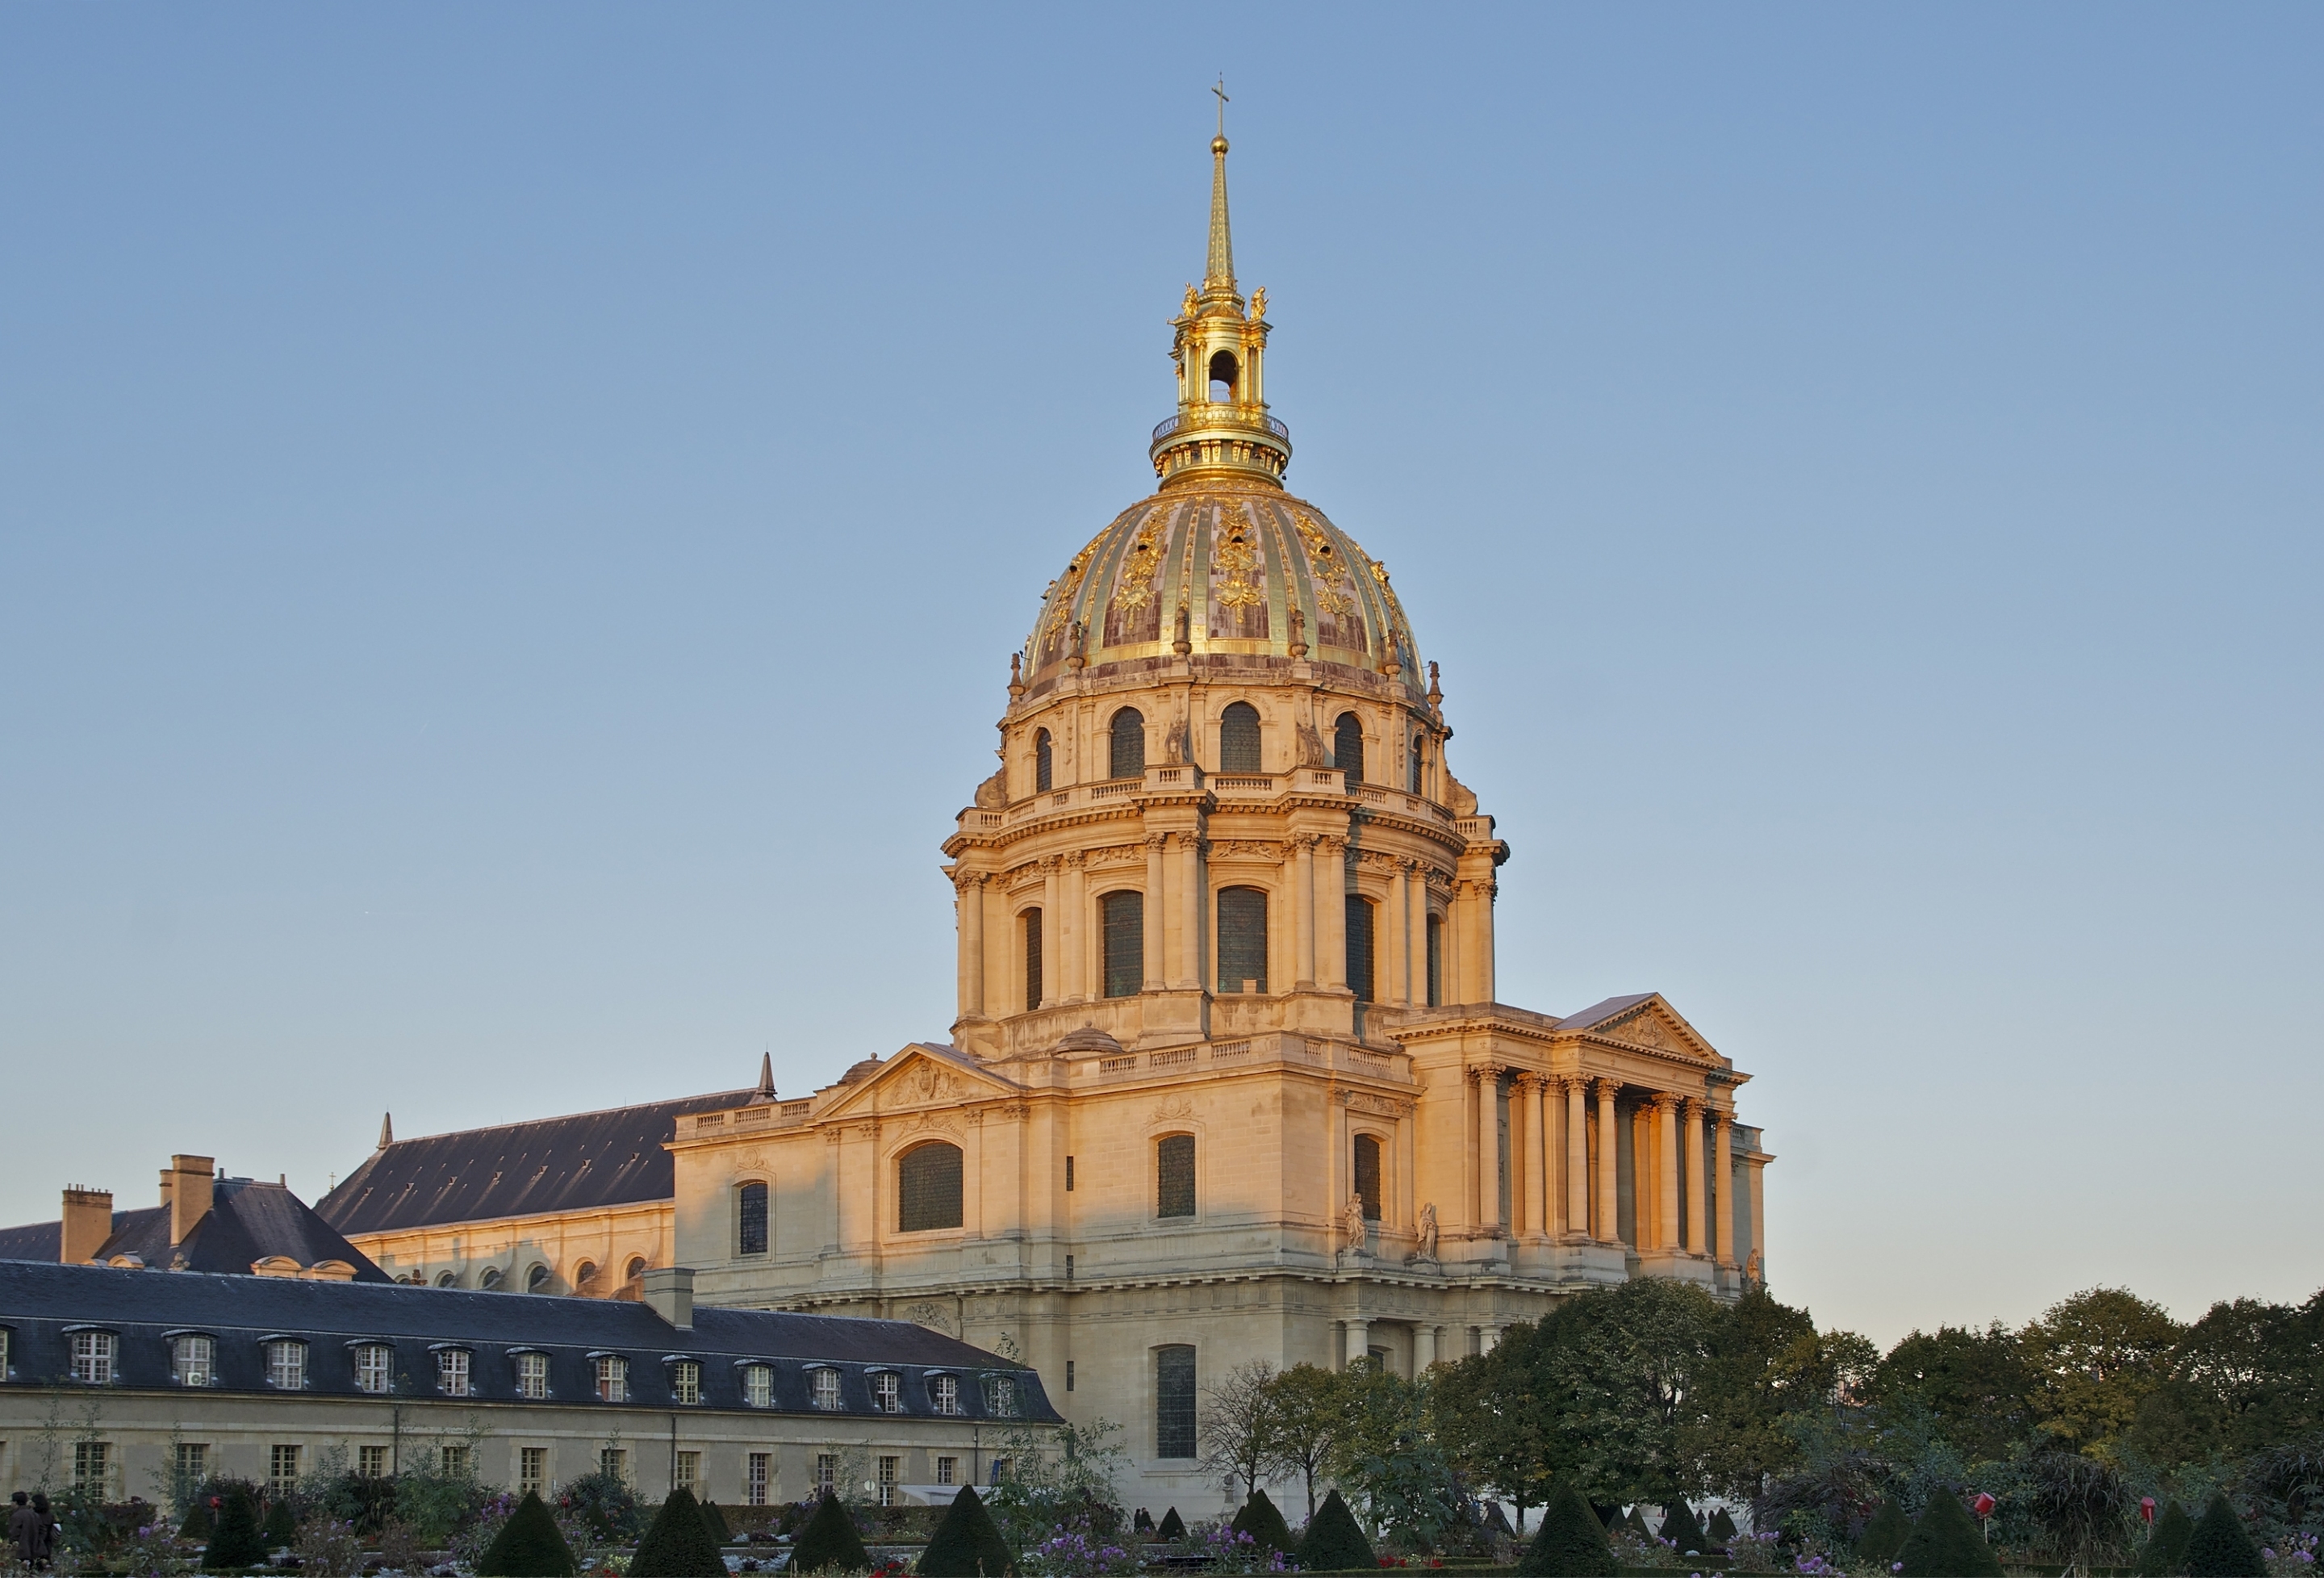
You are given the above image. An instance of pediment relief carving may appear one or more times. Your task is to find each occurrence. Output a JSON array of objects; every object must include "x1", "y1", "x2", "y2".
[
  {"x1": 1591, "y1": 1002, "x2": 1714, "y2": 1062},
  {"x1": 1151, "y1": 1094, "x2": 1197, "y2": 1125}
]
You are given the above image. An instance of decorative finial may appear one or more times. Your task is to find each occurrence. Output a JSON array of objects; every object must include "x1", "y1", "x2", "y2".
[
  {"x1": 1172, "y1": 599, "x2": 1192, "y2": 657},
  {"x1": 1427, "y1": 660, "x2": 1443, "y2": 708},
  {"x1": 378, "y1": 1112, "x2": 393, "y2": 1149},
  {"x1": 1007, "y1": 651, "x2": 1026, "y2": 701},
  {"x1": 1287, "y1": 602, "x2": 1309, "y2": 659},
  {"x1": 1204, "y1": 97, "x2": 1235, "y2": 295},
  {"x1": 750, "y1": 1050, "x2": 775, "y2": 1104}
]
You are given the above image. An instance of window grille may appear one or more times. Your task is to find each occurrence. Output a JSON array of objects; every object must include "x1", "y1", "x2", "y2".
[
  {"x1": 1064, "y1": 1155, "x2": 1075, "y2": 1191},
  {"x1": 600, "y1": 1447, "x2": 625, "y2": 1481},
  {"x1": 872, "y1": 1372, "x2": 901, "y2": 1413},
  {"x1": 70, "y1": 1330, "x2": 115, "y2": 1384},
  {"x1": 265, "y1": 1340, "x2": 306, "y2": 1391},
  {"x1": 1345, "y1": 894, "x2": 1376, "y2": 1003},
  {"x1": 931, "y1": 1374, "x2": 961, "y2": 1415},
  {"x1": 815, "y1": 1455, "x2": 837, "y2": 1495},
  {"x1": 355, "y1": 1343, "x2": 394, "y2": 1396},
  {"x1": 672, "y1": 1360, "x2": 701, "y2": 1404},
  {"x1": 1101, "y1": 889, "x2": 1143, "y2": 998},
  {"x1": 737, "y1": 1181, "x2": 769, "y2": 1256},
  {"x1": 1154, "y1": 1346, "x2": 1197, "y2": 1459},
  {"x1": 1219, "y1": 702, "x2": 1262, "y2": 772},
  {"x1": 898, "y1": 1141, "x2": 964, "y2": 1232},
  {"x1": 876, "y1": 1455, "x2": 899, "y2": 1506},
  {"x1": 1022, "y1": 908, "x2": 1043, "y2": 1011},
  {"x1": 1110, "y1": 708, "x2": 1145, "y2": 779},
  {"x1": 1035, "y1": 729, "x2": 1052, "y2": 793},
  {"x1": 1216, "y1": 887, "x2": 1268, "y2": 994},
  {"x1": 359, "y1": 1446, "x2": 390, "y2": 1478},
  {"x1": 744, "y1": 1452, "x2": 767, "y2": 1505},
  {"x1": 176, "y1": 1442, "x2": 208, "y2": 1483},
  {"x1": 270, "y1": 1444, "x2": 302, "y2": 1494},
  {"x1": 743, "y1": 1363, "x2": 774, "y2": 1408},
  {"x1": 1426, "y1": 913, "x2": 1443, "y2": 1006},
  {"x1": 518, "y1": 1447, "x2": 546, "y2": 1495},
  {"x1": 675, "y1": 1451, "x2": 700, "y2": 1492},
  {"x1": 809, "y1": 1367, "x2": 840, "y2": 1411},
  {"x1": 74, "y1": 1441, "x2": 111, "y2": 1494},
  {"x1": 596, "y1": 1355, "x2": 628, "y2": 1403},
  {"x1": 1353, "y1": 1135, "x2": 1383, "y2": 1221},
  {"x1": 1066, "y1": 1360, "x2": 1075, "y2": 1392},
  {"x1": 1334, "y1": 713, "x2": 1365, "y2": 784},
  {"x1": 515, "y1": 1352, "x2": 549, "y2": 1400},
  {"x1": 985, "y1": 1374, "x2": 1018, "y2": 1416},
  {"x1": 437, "y1": 1350, "x2": 471, "y2": 1397},
  {"x1": 173, "y1": 1334, "x2": 215, "y2": 1387},
  {"x1": 1156, "y1": 1134, "x2": 1196, "y2": 1219},
  {"x1": 441, "y1": 1445, "x2": 472, "y2": 1480}
]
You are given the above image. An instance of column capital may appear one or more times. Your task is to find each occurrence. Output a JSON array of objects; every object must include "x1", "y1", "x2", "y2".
[
  {"x1": 1649, "y1": 1090, "x2": 1683, "y2": 1115},
  {"x1": 1143, "y1": 833, "x2": 1168, "y2": 853},
  {"x1": 1593, "y1": 1077, "x2": 1622, "y2": 1104},
  {"x1": 1682, "y1": 1096, "x2": 1708, "y2": 1123},
  {"x1": 1470, "y1": 1064, "x2": 1504, "y2": 1087},
  {"x1": 953, "y1": 869, "x2": 989, "y2": 894}
]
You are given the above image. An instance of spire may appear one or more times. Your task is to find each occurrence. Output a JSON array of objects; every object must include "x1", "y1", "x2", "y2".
[
  {"x1": 377, "y1": 1112, "x2": 392, "y2": 1149},
  {"x1": 1205, "y1": 135, "x2": 1235, "y2": 294},
  {"x1": 750, "y1": 1050, "x2": 775, "y2": 1104}
]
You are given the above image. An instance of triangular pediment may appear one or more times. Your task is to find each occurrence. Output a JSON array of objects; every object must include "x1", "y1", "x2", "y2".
[
  {"x1": 1558, "y1": 994, "x2": 1723, "y2": 1065},
  {"x1": 816, "y1": 1043, "x2": 1022, "y2": 1120}
]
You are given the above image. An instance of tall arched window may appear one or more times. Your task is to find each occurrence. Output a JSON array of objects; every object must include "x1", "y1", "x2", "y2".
[
  {"x1": 1156, "y1": 1134, "x2": 1196, "y2": 1218},
  {"x1": 1101, "y1": 890, "x2": 1144, "y2": 998},
  {"x1": 1408, "y1": 735, "x2": 1425, "y2": 794},
  {"x1": 1022, "y1": 908, "x2": 1044, "y2": 1011},
  {"x1": 1334, "y1": 713, "x2": 1365, "y2": 784},
  {"x1": 573, "y1": 1260, "x2": 598, "y2": 1292},
  {"x1": 1035, "y1": 729, "x2": 1053, "y2": 793},
  {"x1": 1352, "y1": 1134, "x2": 1382, "y2": 1221},
  {"x1": 737, "y1": 1182, "x2": 769, "y2": 1256},
  {"x1": 1346, "y1": 894, "x2": 1376, "y2": 1003},
  {"x1": 1155, "y1": 1346, "x2": 1198, "y2": 1458},
  {"x1": 1218, "y1": 702, "x2": 1262, "y2": 772},
  {"x1": 1216, "y1": 887, "x2": 1268, "y2": 994},
  {"x1": 1426, "y1": 913, "x2": 1444, "y2": 1007},
  {"x1": 525, "y1": 1263, "x2": 551, "y2": 1293},
  {"x1": 898, "y1": 1142, "x2": 964, "y2": 1233},
  {"x1": 1110, "y1": 708, "x2": 1146, "y2": 779},
  {"x1": 1207, "y1": 350, "x2": 1239, "y2": 402}
]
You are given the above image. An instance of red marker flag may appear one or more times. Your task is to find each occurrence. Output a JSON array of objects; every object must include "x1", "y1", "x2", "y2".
[{"x1": 1971, "y1": 1493, "x2": 1997, "y2": 1520}]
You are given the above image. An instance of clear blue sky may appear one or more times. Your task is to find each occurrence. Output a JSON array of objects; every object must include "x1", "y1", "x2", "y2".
[{"x1": 3, "y1": 6, "x2": 2317, "y2": 1346}]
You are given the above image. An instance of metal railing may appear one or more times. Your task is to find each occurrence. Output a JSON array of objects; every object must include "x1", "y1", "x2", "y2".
[{"x1": 1151, "y1": 409, "x2": 1291, "y2": 443}]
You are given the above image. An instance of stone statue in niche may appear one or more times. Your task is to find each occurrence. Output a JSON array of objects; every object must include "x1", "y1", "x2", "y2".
[
  {"x1": 1341, "y1": 1193, "x2": 1369, "y2": 1258},
  {"x1": 1413, "y1": 1202, "x2": 1439, "y2": 1262}
]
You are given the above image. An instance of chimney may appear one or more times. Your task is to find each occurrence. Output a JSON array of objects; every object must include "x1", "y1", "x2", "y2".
[
  {"x1": 61, "y1": 1187, "x2": 114, "y2": 1264},
  {"x1": 642, "y1": 1266, "x2": 695, "y2": 1330},
  {"x1": 168, "y1": 1155, "x2": 215, "y2": 1246}
]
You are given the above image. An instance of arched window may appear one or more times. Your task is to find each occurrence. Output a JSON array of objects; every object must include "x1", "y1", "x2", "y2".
[
  {"x1": 1352, "y1": 1134, "x2": 1383, "y2": 1222},
  {"x1": 1035, "y1": 729, "x2": 1053, "y2": 793},
  {"x1": 1155, "y1": 1345, "x2": 1198, "y2": 1458},
  {"x1": 1207, "y1": 350, "x2": 1239, "y2": 402},
  {"x1": 1022, "y1": 908, "x2": 1044, "y2": 1011},
  {"x1": 525, "y1": 1263, "x2": 551, "y2": 1294},
  {"x1": 573, "y1": 1261, "x2": 597, "y2": 1292},
  {"x1": 1216, "y1": 887, "x2": 1268, "y2": 994},
  {"x1": 434, "y1": 1270, "x2": 459, "y2": 1288},
  {"x1": 1156, "y1": 1133, "x2": 1196, "y2": 1219},
  {"x1": 737, "y1": 1182, "x2": 769, "y2": 1256},
  {"x1": 624, "y1": 1256, "x2": 647, "y2": 1285},
  {"x1": 1334, "y1": 713, "x2": 1365, "y2": 784},
  {"x1": 1219, "y1": 702, "x2": 1262, "y2": 772},
  {"x1": 1346, "y1": 894, "x2": 1376, "y2": 1004},
  {"x1": 898, "y1": 1141, "x2": 965, "y2": 1233},
  {"x1": 1101, "y1": 890, "x2": 1144, "y2": 998},
  {"x1": 1425, "y1": 913, "x2": 1443, "y2": 1007},
  {"x1": 479, "y1": 1266, "x2": 503, "y2": 1291},
  {"x1": 1408, "y1": 735, "x2": 1425, "y2": 794},
  {"x1": 1110, "y1": 708, "x2": 1146, "y2": 779}
]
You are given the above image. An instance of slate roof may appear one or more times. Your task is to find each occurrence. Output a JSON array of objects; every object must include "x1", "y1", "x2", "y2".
[
  {"x1": 0, "y1": 1181, "x2": 388, "y2": 1282},
  {"x1": 0, "y1": 1261, "x2": 1059, "y2": 1424},
  {"x1": 1557, "y1": 993, "x2": 1658, "y2": 1032},
  {"x1": 316, "y1": 1091, "x2": 753, "y2": 1236}
]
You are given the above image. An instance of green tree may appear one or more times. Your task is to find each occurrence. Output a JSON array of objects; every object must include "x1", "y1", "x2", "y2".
[
  {"x1": 1263, "y1": 1364, "x2": 1348, "y2": 1521},
  {"x1": 1433, "y1": 1337, "x2": 1554, "y2": 1523},
  {"x1": 1199, "y1": 1360, "x2": 1284, "y2": 1501},
  {"x1": 1682, "y1": 1287, "x2": 1872, "y2": 1500},
  {"x1": 2021, "y1": 1288, "x2": 2184, "y2": 1462},
  {"x1": 1863, "y1": 1322, "x2": 2040, "y2": 1467},
  {"x1": 1230, "y1": 1489, "x2": 1295, "y2": 1557},
  {"x1": 1854, "y1": 1496, "x2": 1909, "y2": 1567},
  {"x1": 203, "y1": 1489, "x2": 269, "y2": 1571},
  {"x1": 2181, "y1": 1494, "x2": 2262, "y2": 1578},
  {"x1": 918, "y1": 1485, "x2": 1014, "y2": 1578},
  {"x1": 1896, "y1": 1491, "x2": 2002, "y2": 1578},
  {"x1": 2134, "y1": 1499, "x2": 2193, "y2": 1577}
]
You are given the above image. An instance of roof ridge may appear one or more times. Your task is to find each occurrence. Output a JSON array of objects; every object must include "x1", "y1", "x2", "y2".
[{"x1": 380, "y1": 1089, "x2": 757, "y2": 1147}]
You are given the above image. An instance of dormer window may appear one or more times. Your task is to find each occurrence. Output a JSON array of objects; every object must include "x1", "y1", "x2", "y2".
[
  {"x1": 871, "y1": 1371, "x2": 901, "y2": 1414},
  {"x1": 742, "y1": 1362, "x2": 774, "y2": 1408},
  {"x1": 672, "y1": 1360, "x2": 701, "y2": 1405},
  {"x1": 514, "y1": 1351, "x2": 549, "y2": 1400},
  {"x1": 265, "y1": 1339, "x2": 307, "y2": 1391},
  {"x1": 595, "y1": 1355, "x2": 629, "y2": 1403},
  {"x1": 930, "y1": 1374, "x2": 961, "y2": 1416},
  {"x1": 353, "y1": 1343, "x2": 395, "y2": 1396},
  {"x1": 810, "y1": 1367, "x2": 842, "y2": 1412},
  {"x1": 171, "y1": 1334, "x2": 215, "y2": 1388},
  {"x1": 985, "y1": 1374, "x2": 1018, "y2": 1417},
  {"x1": 437, "y1": 1349, "x2": 471, "y2": 1397},
  {"x1": 70, "y1": 1330, "x2": 115, "y2": 1385}
]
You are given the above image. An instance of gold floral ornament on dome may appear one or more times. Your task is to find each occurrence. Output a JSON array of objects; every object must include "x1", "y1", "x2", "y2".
[
  {"x1": 1041, "y1": 544, "x2": 1095, "y2": 646},
  {"x1": 1111, "y1": 507, "x2": 1169, "y2": 616},
  {"x1": 1369, "y1": 558, "x2": 1416, "y2": 654},
  {"x1": 1212, "y1": 506, "x2": 1264, "y2": 610},
  {"x1": 1292, "y1": 511, "x2": 1357, "y2": 617}
]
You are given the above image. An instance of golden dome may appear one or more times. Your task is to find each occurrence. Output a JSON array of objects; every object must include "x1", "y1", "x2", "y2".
[{"x1": 1021, "y1": 484, "x2": 1423, "y2": 701}]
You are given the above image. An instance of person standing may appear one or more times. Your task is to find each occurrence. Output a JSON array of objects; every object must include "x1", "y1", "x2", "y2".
[
  {"x1": 28, "y1": 1492, "x2": 56, "y2": 1570},
  {"x1": 10, "y1": 1492, "x2": 40, "y2": 1568}
]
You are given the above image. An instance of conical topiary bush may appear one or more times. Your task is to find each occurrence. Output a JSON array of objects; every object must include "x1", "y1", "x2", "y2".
[
  {"x1": 1857, "y1": 1496, "x2": 1910, "y2": 1568},
  {"x1": 698, "y1": 1498, "x2": 732, "y2": 1546},
  {"x1": 203, "y1": 1490, "x2": 268, "y2": 1571},
  {"x1": 1659, "y1": 1501, "x2": 1705, "y2": 1555},
  {"x1": 1295, "y1": 1488, "x2": 1376, "y2": 1573},
  {"x1": 1156, "y1": 1508, "x2": 1185, "y2": 1542},
  {"x1": 477, "y1": 1489, "x2": 579, "y2": 1578},
  {"x1": 1622, "y1": 1506, "x2": 1652, "y2": 1539},
  {"x1": 1231, "y1": 1489, "x2": 1295, "y2": 1557},
  {"x1": 1707, "y1": 1508, "x2": 1737, "y2": 1546},
  {"x1": 2183, "y1": 1495, "x2": 2263, "y2": 1578},
  {"x1": 788, "y1": 1492, "x2": 871, "y2": 1576},
  {"x1": 918, "y1": 1485, "x2": 1014, "y2": 1577},
  {"x1": 1515, "y1": 1482, "x2": 1617, "y2": 1578},
  {"x1": 1896, "y1": 1491, "x2": 2001, "y2": 1578},
  {"x1": 629, "y1": 1486, "x2": 725, "y2": 1578},
  {"x1": 2136, "y1": 1500, "x2": 2196, "y2": 1577},
  {"x1": 261, "y1": 1498, "x2": 298, "y2": 1552},
  {"x1": 178, "y1": 1498, "x2": 215, "y2": 1542}
]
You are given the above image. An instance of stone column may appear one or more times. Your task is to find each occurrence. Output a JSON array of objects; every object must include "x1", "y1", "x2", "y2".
[
  {"x1": 1475, "y1": 1067, "x2": 1503, "y2": 1237},
  {"x1": 1178, "y1": 832, "x2": 1204, "y2": 990},
  {"x1": 1565, "y1": 1077, "x2": 1590, "y2": 1241},
  {"x1": 1143, "y1": 836, "x2": 1167, "y2": 990},
  {"x1": 1480, "y1": 1325, "x2": 1501, "y2": 1354},
  {"x1": 1387, "y1": 862, "x2": 1411, "y2": 1004},
  {"x1": 1713, "y1": 1111, "x2": 1736, "y2": 1267},
  {"x1": 1413, "y1": 1325, "x2": 1437, "y2": 1371},
  {"x1": 1318, "y1": 837, "x2": 1348, "y2": 991},
  {"x1": 1524, "y1": 1076, "x2": 1549, "y2": 1241},
  {"x1": 1292, "y1": 836, "x2": 1317, "y2": 989},
  {"x1": 955, "y1": 873, "x2": 985, "y2": 1019},
  {"x1": 1039, "y1": 859, "x2": 1060, "y2": 1008},
  {"x1": 1407, "y1": 863, "x2": 1429, "y2": 1005},
  {"x1": 1748, "y1": 1156, "x2": 1769, "y2": 1282},
  {"x1": 1655, "y1": 1095, "x2": 1682, "y2": 1252},
  {"x1": 1683, "y1": 1100, "x2": 1707, "y2": 1256},
  {"x1": 1594, "y1": 1079, "x2": 1620, "y2": 1242},
  {"x1": 1344, "y1": 1317, "x2": 1370, "y2": 1369}
]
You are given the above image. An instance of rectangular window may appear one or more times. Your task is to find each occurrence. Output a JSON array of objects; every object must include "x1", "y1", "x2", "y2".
[
  {"x1": 358, "y1": 1446, "x2": 389, "y2": 1478},
  {"x1": 1156, "y1": 1133, "x2": 1196, "y2": 1219},
  {"x1": 441, "y1": 1444, "x2": 472, "y2": 1480},
  {"x1": 1216, "y1": 886, "x2": 1269, "y2": 994},
  {"x1": 744, "y1": 1364, "x2": 775, "y2": 1408},
  {"x1": 518, "y1": 1447, "x2": 547, "y2": 1496},
  {"x1": 176, "y1": 1442, "x2": 209, "y2": 1483},
  {"x1": 1345, "y1": 894, "x2": 1375, "y2": 1004},
  {"x1": 984, "y1": 1374, "x2": 1017, "y2": 1416},
  {"x1": 673, "y1": 1360, "x2": 701, "y2": 1405},
  {"x1": 1353, "y1": 1134, "x2": 1382, "y2": 1222},
  {"x1": 1064, "y1": 1155, "x2": 1075, "y2": 1191},
  {"x1": 73, "y1": 1441, "x2": 111, "y2": 1495},
  {"x1": 1101, "y1": 890, "x2": 1143, "y2": 998},
  {"x1": 876, "y1": 1455, "x2": 899, "y2": 1508},
  {"x1": 355, "y1": 1343, "x2": 394, "y2": 1396},
  {"x1": 173, "y1": 1334, "x2": 215, "y2": 1387},
  {"x1": 737, "y1": 1182, "x2": 769, "y2": 1257},
  {"x1": 600, "y1": 1448, "x2": 625, "y2": 1482},
  {"x1": 930, "y1": 1374, "x2": 960, "y2": 1415},
  {"x1": 872, "y1": 1371, "x2": 901, "y2": 1414},
  {"x1": 270, "y1": 1444, "x2": 302, "y2": 1494},
  {"x1": 595, "y1": 1355, "x2": 628, "y2": 1403},
  {"x1": 809, "y1": 1367, "x2": 840, "y2": 1411},
  {"x1": 744, "y1": 1452, "x2": 767, "y2": 1507},
  {"x1": 935, "y1": 1457, "x2": 956, "y2": 1486},
  {"x1": 1023, "y1": 909, "x2": 1043, "y2": 1011},
  {"x1": 898, "y1": 1143, "x2": 964, "y2": 1233},
  {"x1": 988, "y1": 1457, "x2": 1011, "y2": 1486},
  {"x1": 1065, "y1": 1360, "x2": 1075, "y2": 1393},
  {"x1": 516, "y1": 1352, "x2": 549, "y2": 1400},
  {"x1": 70, "y1": 1331, "x2": 115, "y2": 1384},
  {"x1": 437, "y1": 1349, "x2": 471, "y2": 1397},
  {"x1": 1426, "y1": 913, "x2": 1442, "y2": 1007},
  {"x1": 815, "y1": 1454, "x2": 837, "y2": 1496},
  {"x1": 1155, "y1": 1346, "x2": 1197, "y2": 1459},
  {"x1": 265, "y1": 1341, "x2": 306, "y2": 1391},
  {"x1": 675, "y1": 1450, "x2": 700, "y2": 1492}
]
